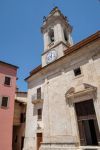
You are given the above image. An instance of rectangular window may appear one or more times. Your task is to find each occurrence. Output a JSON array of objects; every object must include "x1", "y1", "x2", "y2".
[
  {"x1": 4, "y1": 76, "x2": 11, "y2": 86},
  {"x1": 64, "y1": 29, "x2": 68, "y2": 41},
  {"x1": 20, "y1": 113, "x2": 26, "y2": 123},
  {"x1": 1, "y1": 97, "x2": 9, "y2": 108},
  {"x1": 37, "y1": 109, "x2": 42, "y2": 120},
  {"x1": 74, "y1": 67, "x2": 81, "y2": 76},
  {"x1": 49, "y1": 29, "x2": 54, "y2": 43},
  {"x1": 37, "y1": 87, "x2": 41, "y2": 99},
  {"x1": 15, "y1": 136, "x2": 18, "y2": 143}
]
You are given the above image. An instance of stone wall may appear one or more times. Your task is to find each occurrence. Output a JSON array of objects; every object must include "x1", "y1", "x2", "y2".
[{"x1": 23, "y1": 39, "x2": 100, "y2": 150}]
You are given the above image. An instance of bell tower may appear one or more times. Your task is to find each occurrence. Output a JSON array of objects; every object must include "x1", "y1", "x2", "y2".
[{"x1": 41, "y1": 7, "x2": 73, "y2": 67}]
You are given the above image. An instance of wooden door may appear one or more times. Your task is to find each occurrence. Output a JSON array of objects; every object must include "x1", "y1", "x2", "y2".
[
  {"x1": 37, "y1": 133, "x2": 42, "y2": 150},
  {"x1": 75, "y1": 99, "x2": 100, "y2": 146}
]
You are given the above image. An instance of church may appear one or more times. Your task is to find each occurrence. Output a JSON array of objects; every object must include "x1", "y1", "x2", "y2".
[{"x1": 23, "y1": 7, "x2": 100, "y2": 150}]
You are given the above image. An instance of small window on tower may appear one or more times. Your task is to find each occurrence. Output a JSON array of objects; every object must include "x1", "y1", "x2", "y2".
[
  {"x1": 64, "y1": 29, "x2": 68, "y2": 42},
  {"x1": 49, "y1": 29, "x2": 54, "y2": 43},
  {"x1": 74, "y1": 67, "x2": 81, "y2": 76}
]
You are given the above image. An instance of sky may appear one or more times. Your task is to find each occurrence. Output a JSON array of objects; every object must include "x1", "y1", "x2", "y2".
[{"x1": 0, "y1": 0, "x2": 100, "y2": 91}]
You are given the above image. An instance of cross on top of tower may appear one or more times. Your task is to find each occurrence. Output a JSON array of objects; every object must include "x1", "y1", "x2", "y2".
[{"x1": 49, "y1": 6, "x2": 59, "y2": 14}]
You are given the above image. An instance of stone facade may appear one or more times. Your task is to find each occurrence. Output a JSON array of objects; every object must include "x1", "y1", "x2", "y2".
[{"x1": 23, "y1": 7, "x2": 100, "y2": 150}]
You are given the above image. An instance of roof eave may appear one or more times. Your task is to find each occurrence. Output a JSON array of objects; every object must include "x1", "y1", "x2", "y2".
[{"x1": 25, "y1": 30, "x2": 100, "y2": 81}]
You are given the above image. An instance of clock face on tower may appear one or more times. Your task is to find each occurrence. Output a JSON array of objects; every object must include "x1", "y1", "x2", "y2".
[{"x1": 46, "y1": 50, "x2": 57, "y2": 64}]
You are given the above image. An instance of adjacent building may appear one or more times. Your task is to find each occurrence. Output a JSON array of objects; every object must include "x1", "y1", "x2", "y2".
[
  {"x1": 13, "y1": 91, "x2": 27, "y2": 150},
  {"x1": 0, "y1": 61, "x2": 18, "y2": 150},
  {"x1": 24, "y1": 7, "x2": 100, "y2": 150}
]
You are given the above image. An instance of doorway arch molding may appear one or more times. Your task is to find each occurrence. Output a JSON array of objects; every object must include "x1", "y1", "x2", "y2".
[
  {"x1": 65, "y1": 83, "x2": 97, "y2": 105},
  {"x1": 65, "y1": 83, "x2": 100, "y2": 146}
]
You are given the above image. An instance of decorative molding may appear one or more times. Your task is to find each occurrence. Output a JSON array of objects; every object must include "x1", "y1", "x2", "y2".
[
  {"x1": 65, "y1": 83, "x2": 97, "y2": 105},
  {"x1": 42, "y1": 41, "x2": 68, "y2": 56}
]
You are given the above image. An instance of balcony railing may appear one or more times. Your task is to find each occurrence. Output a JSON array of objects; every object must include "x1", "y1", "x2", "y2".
[{"x1": 31, "y1": 93, "x2": 44, "y2": 104}]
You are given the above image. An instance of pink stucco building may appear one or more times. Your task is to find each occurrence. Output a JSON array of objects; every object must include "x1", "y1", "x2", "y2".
[{"x1": 0, "y1": 61, "x2": 18, "y2": 150}]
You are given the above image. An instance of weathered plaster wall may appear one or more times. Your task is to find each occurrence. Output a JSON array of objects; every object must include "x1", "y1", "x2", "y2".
[{"x1": 0, "y1": 64, "x2": 17, "y2": 150}]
